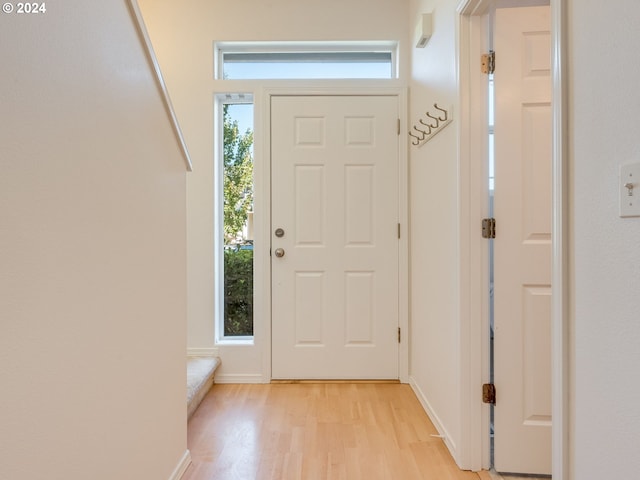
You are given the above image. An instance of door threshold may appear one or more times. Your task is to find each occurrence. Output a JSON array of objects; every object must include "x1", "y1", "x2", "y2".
[{"x1": 271, "y1": 379, "x2": 401, "y2": 384}]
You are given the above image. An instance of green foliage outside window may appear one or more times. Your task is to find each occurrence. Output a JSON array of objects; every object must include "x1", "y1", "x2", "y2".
[
  {"x1": 224, "y1": 248, "x2": 253, "y2": 336},
  {"x1": 223, "y1": 104, "x2": 253, "y2": 243},
  {"x1": 222, "y1": 104, "x2": 254, "y2": 336}
]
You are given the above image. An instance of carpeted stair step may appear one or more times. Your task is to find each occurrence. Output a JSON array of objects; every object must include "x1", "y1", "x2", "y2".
[{"x1": 187, "y1": 356, "x2": 221, "y2": 419}]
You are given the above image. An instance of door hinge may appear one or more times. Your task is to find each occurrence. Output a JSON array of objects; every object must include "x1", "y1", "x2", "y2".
[
  {"x1": 482, "y1": 383, "x2": 496, "y2": 405},
  {"x1": 481, "y1": 50, "x2": 495, "y2": 74},
  {"x1": 397, "y1": 118, "x2": 401, "y2": 135},
  {"x1": 481, "y1": 218, "x2": 496, "y2": 239},
  {"x1": 398, "y1": 327, "x2": 401, "y2": 343},
  {"x1": 398, "y1": 223, "x2": 401, "y2": 239}
]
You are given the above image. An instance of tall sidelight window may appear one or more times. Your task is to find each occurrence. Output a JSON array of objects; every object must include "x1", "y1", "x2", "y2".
[{"x1": 217, "y1": 96, "x2": 254, "y2": 339}]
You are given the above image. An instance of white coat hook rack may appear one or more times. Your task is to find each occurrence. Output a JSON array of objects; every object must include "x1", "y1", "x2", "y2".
[{"x1": 409, "y1": 103, "x2": 453, "y2": 147}]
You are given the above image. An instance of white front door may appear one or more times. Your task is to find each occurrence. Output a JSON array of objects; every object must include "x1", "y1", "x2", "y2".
[
  {"x1": 271, "y1": 95, "x2": 399, "y2": 380},
  {"x1": 493, "y1": 5, "x2": 552, "y2": 475}
]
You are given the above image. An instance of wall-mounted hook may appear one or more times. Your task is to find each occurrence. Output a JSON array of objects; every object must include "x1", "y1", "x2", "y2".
[
  {"x1": 409, "y1": 103, "x2": 453, "y2": 148},
  {"x1": 421, "y1": 115, "x2": 438, "y2": 129},
  {"x1": 418, "y1": 119, "x2": 433, "y2": 134},
  {"x1": 425, "y1": 112, "x2": 440, "y2": 128},
  {"x1": 408, "y1": 131, "x2": 422, "y2": 145},
  {"x1": 412, "y1": 125, "x2": 428, "y2": 139},
  {"x1": 434, "y1": 103, "x2": 448, "y2": 122}
]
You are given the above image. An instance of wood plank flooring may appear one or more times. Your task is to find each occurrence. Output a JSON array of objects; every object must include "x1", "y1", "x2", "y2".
[{"x1": 183, "y1": 383, "x2": 481, "y2": 480}]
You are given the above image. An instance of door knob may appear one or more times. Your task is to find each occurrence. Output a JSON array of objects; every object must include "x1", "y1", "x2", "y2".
[{"x1": 274, "y1": 248, "x2": 285, "y2": 258}]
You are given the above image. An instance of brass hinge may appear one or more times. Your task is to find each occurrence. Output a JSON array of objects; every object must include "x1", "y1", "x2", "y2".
[
  {"x1": 398, "y1": 327, "x2": 401, "y2": 343},
  {"x1": 397, "y1": 118, "x2": 401, "y2": 135},
  {"x1": 481, "y1": 50, "x2": 495, "y2": 74},
  {"x1": 482, "y1": 383, "x2": 496, "y2": 405},
  {"x1": 398, "y1": 223, "x2": 401, "y2": 239},
  {"x1": 481, "y1": 218, "x2": 496, "y2": 239}
]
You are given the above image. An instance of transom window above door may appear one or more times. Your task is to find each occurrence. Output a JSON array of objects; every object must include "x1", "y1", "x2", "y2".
[{"x1": 215, "y1": 42, "x2": 398, "y2": 80}]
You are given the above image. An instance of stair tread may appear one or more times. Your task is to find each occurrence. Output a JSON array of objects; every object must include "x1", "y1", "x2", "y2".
[{"x1": 187, "y1": 356, "x2": 220, "y2": 404}]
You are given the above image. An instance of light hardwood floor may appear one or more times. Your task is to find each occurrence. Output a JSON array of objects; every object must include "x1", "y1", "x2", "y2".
[{"x1": 183, "y1": 383, "x2": 481, "y2": 480}]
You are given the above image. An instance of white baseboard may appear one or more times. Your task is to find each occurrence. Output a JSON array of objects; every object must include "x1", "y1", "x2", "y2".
[
  {"x1": 168, "y1": 449, "x2": 192, "y2": 480},
  {"x1": 187, "y1": 347, "x2": 219, "y2": 357},
  {"x1": 213, "y1": 373, "x2": 265, "y2": 384},
  {"x1": 409, "y1": 376, "x2": 458, "y2": 463}
]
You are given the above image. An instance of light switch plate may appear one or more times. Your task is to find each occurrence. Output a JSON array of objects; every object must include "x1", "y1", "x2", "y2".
[{"x1": 620, "y1": 163, "x2": 640, "y2": 217}]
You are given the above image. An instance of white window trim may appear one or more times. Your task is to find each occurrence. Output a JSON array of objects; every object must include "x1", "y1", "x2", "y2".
[{"x1": 214, "y1": 93, "x2": 256, "y2": 346}]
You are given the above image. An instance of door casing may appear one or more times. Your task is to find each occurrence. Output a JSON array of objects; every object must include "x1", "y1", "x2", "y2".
[
  {"x1": 259, "y1": 86, "x2": 410, "y2": 384},
  {"x1": 457, "y1": 0, "x2": 569, "y2": 478}
]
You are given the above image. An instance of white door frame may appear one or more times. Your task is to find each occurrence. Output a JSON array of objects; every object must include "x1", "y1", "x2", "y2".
[
  {"x1": 259, "y1": 86, "x2": 409, "y2": 384},
  {"x1": 456, "y1": 0, "x2": 569, "y2": 478}
]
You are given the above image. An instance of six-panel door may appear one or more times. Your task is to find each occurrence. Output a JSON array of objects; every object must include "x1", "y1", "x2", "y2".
[
  {"x1": 494, "y1": 5, "x2": 552, "y2": 475},
  {"x1": 271, "y1": 95, "x2": 400, "y2": 380}
]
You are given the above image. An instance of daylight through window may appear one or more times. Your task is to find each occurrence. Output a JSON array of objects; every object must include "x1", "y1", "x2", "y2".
[
  {"x1": 219, "y1": 99, "x2": 254, "y2": 338},
  {"x1": 217, "y1": 43, "x2": 397, "y2": 80}
]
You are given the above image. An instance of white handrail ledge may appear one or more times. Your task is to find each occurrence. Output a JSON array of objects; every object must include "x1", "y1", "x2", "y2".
[{"x1": 127, "y1": 0, "x2": 193, "y2": 172}]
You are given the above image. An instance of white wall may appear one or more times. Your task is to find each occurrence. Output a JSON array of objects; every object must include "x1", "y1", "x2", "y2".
[
  {"x1": 139, "y1": 0, "x2": 485, "y2": 468},
  {"x1": 138, "y1": 0, "x2": 410, "y2": 380},
  {"x1": 568, "y1": 1, "x2": 640, "y2": 477},
  {"x1": 0, "y1": 2, "x2": 188, "y2": 479},
  {"x1": 408, "y1": 0, "x2": 463, "y2": 463}
]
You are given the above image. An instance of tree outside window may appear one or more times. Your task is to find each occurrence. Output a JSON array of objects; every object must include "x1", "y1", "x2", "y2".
[{"x1": 222, "y1": 104, "x2": 254, "y2": 336}]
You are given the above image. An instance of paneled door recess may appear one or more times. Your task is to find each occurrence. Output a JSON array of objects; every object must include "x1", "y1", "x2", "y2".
[
  {"x1": 271, "y1": 95, "x2": 399, "y2": 380},
  {"x1": 493, "y1": 5, "x2": 552, "y2": 475}
]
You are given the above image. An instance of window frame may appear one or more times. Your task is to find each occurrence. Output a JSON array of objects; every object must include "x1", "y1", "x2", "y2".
[
  {"x1": 214, "y1": 93, "x2": 256, "y2": 345},
  {"x1": 214, "y1": 41, "x2": 399, "y2": 80}
]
